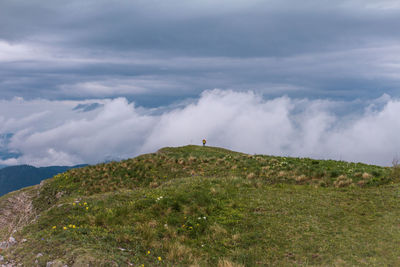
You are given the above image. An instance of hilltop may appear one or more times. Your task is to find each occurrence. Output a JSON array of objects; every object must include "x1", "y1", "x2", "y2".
[{"x1": 1, "y1": 145, "x2": 400, "y2": 266}]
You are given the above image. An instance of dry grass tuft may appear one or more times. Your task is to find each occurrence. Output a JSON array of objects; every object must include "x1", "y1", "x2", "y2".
[
  {"x1": 295, "y1": 175, "x2": 308, "y2": 183},
  {"x1": 261, "y1": 166, "x2": 270, "y2": 171},
  {"x1": 247, "y1": 172, "x2": 256, "y2": 179},
  {"x1": 362, "y1": 172, "x2": 371, "y2": 179},
  {"x1": 216, "y1": 158, "x2": 225, "y2": 164},
  {"x1": 334, "y1": 175, "x2": 353, "y2": 188},
  {"x1": 232, "y1": 233, "x2": 241, "y2": 241},
  {"x1": 188, "y1": 156, "x2": 197, "y2": 163},
  {"x1": 354, "y1": 172, "x2": 363, "y2": 177},
  {"x1": 278, "y1": 171, "x2": 286, "y2": 177},
  {"x1": 357, "y1": 180, "x2": 366, "y2": 187},
  {"x1": 270, "y1": 158, "x2": 279, "y2": 164},
  {"x1": 217, "y1": 259, "x2": 244, "y2": 267},
  {"x1": 167, "y1": 242, "x2": 194, "y2": 262},
  {"x1": 149, "y1": 182, "x2": 159, "y2": 188},
  {"x1": 210, "y1": 223, "x2": 228, "y2": 238},
  {"x1": 148, "y1": 220, "x2": 157, "y2": 228}
]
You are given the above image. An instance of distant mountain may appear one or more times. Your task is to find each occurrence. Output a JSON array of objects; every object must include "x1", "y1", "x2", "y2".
[{"x1": 0, "y1": 164, "x2": 86, "y2": 196}]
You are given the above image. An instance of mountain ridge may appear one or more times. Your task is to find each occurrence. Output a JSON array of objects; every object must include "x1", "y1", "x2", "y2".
[{"x1": 0, "y1": 164, "x2": 87, "y2": 197}]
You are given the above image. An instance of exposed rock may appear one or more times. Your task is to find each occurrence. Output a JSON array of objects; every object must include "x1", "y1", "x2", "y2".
[
  {"x1": 7, "y1": 237, "x2": 15, "y2": 245},
  {"x1": 46, "y1": 260, "x2": 68, "y2": 267},
  {"x1": 55, "y1": 191, "x2": 64, "y2": 199},
  {"x1": 0, "y1": 236, "x2": 17, "y2": 249},
  {"x1": 0, "y1": 242, "x2": 7, "y2": 249},
  {"x1": 0, "y1": 190, "x2": 37, "y2": 240},
  {"x1": 72, "y1": 253, "x2": 117, "y2": 267}
]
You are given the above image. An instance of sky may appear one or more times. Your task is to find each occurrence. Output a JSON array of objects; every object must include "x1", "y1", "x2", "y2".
[{"x1": 1, "y1": 0, "x2": 400, "y2": 166}]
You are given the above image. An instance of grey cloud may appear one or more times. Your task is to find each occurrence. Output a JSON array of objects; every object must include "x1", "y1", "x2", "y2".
[
  {"x1": 2, "y1": 42, "x2": 400, "y2": 104},
  {"x1": 73, "y1": 103, "x2": 104, "y2": 112},
  {"x1": 3, "y1": 0, "x2": 400, "y2": 57},
  {"x1": 1, "y1": 0, "x2": 400, "y2": 102}
]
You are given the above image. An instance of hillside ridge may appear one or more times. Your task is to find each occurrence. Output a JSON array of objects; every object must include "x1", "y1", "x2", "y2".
[{"x1": 0, "y1": 145, "x2": 399, "y2": 266}]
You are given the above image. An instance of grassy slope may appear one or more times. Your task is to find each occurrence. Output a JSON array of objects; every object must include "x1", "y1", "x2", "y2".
[{"x1": 1, "y1": 145, "x2": 400, "y2": 266}]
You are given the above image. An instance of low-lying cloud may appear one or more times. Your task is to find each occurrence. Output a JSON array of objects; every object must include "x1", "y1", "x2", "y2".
[{"x1": 0, "y1": 90, "x2": 399, "y2": 166}]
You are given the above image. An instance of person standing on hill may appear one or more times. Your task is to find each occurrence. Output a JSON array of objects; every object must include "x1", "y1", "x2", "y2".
[{"x1": 202, "y1": 139, "x2": 206, "y2": 146}]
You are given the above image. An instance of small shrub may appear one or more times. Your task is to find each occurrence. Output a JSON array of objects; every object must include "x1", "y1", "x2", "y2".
[
  {"x1": 371, "y1": 170, "x2": 381, "y2": 177},
  {"x1": 330, "y1": 170, "x2": 340, "y2": 178},
  {"x1": 392, "y1": 157, "x2": 400, "y2": 180}
]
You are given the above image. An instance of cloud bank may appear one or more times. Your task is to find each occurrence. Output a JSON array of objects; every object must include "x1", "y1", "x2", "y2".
[{"x1": 0, "y1": 90, "x2": 399, "y2": 167}]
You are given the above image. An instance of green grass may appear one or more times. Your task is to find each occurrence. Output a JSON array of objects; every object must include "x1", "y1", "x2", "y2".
[{"x1": 1, "y1": 145, "x2": 400, "y2": 266}]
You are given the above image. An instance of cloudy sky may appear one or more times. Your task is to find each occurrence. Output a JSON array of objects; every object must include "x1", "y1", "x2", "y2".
[{"x1": 1, "y1": 0, "x2": 400, "y2": 166}]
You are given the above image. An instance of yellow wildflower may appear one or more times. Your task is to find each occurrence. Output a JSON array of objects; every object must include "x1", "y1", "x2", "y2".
[
  {"x1": 147, "y1": 250, "x2": 151, "y2": 255},
  {"x1": 157, "y1": 256, "x2": 162, "y2": 261},
  {"x1": 52, "y1": 226, "x2": 56, "y2": 229},
  {"x1": 86, "y1": 207, "x2": 89, "y2": 210},
  {"x1": 63, "y1": 226, "x2": 67, "y2": 230},
  {"x1": 72, "y1": 225, "x2": 76, "y2": 229},
  {"x1": 84, "y1": 202, "x2": 87, "y2": 206},
  {"x1": 72, "y1": 203, "x2": 76, "y2": 206}
]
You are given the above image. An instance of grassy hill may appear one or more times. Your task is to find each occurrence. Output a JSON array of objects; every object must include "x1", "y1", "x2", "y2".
[{"x1": 1, "y1": 145, "x2": 400, "y2": 266}]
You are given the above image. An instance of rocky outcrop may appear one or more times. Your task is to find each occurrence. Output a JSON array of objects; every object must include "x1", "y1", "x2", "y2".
[{"x1": 0, "y1": 188, "x2": 38, "y2": 241}]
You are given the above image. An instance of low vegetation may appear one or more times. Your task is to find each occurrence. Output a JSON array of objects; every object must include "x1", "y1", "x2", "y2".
[{"x1": 1, "y1": 145, "x2": 400, "y2": 266}]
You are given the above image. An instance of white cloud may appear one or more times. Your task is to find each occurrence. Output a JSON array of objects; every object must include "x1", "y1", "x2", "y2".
[{"x1": 0, "y1": 90, "x2": 399, "y2": 166}]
